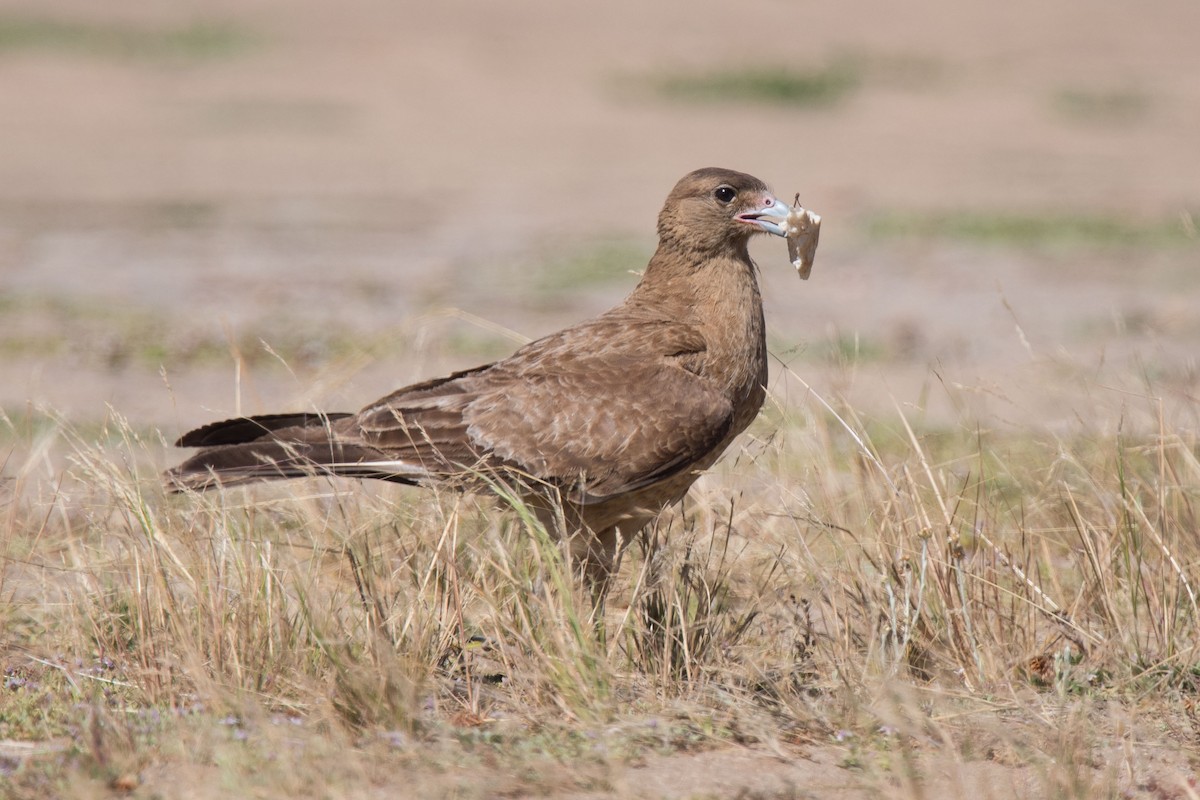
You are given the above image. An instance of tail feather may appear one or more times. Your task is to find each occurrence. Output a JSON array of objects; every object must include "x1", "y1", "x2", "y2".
[
  {"x1": 174, "y1": 412, "x2": 354, "y2": 448},
  {"x1": 166, "y1": 439, "x2": 430, "y2": 492}
]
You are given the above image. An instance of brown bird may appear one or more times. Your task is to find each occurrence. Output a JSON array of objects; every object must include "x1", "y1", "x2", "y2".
[{"x1": 168, "y1": 168, "x2": 796, "y2": 589}]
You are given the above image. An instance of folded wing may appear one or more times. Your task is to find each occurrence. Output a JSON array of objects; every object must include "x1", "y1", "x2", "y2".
[{"x1": 169, "y1": 317, "x2": 733, "y2": 501}]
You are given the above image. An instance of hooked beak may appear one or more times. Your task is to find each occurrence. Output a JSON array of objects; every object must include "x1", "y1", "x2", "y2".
[{"x1": 736, "y1": 194, "x2": 790, "y2": 237}]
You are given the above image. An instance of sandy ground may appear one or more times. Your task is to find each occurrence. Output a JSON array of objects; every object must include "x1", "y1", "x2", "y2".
[{"x1": 2, "y1": 0, "x2": 1199, "y2": 795}]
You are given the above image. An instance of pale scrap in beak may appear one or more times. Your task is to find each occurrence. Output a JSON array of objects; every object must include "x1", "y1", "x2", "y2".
[
  {"x1": 737, "y1": 192, "x2": 821, "y2": 279},
  {"x1": 736, "y1": 195, "x2": 791, "y2": 237},
  {"x1": 785, "y1": 196, "x2": 821, "y2": 280}
]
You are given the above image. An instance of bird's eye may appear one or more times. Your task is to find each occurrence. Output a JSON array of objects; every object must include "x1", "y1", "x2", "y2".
[{"x1": 714, "y1": 185, "x2": 737, "y2": 204}]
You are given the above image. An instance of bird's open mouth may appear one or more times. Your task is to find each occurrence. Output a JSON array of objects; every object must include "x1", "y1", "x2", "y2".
[{"x1": 736, "y1": 196, "x2": 790, "y2": 237}]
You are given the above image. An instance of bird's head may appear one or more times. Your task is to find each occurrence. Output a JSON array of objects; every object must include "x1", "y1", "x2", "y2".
[{"x1": 657, "y1": 168, "x2": 790, "y2": 256}]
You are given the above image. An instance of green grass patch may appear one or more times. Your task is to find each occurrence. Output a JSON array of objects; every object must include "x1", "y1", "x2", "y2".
[
  {"x1": 140, "y1": 200, "x2": 223, "y2": 229},
  {"x1": 530, "y1": 238, "x2": 650, "y2": 296},
  {"x1": 0, "y1": 334, "x2": 66, "y2": 359},
  {"x1": 0, "y1": 292, "x2": 403, "y2": 372},
  {"x1": 0, "y1": 14, "x2": 256, "y2": 62},
  {"x1": 651, "y1": 59, "x2": 860, "y2": 108},
  {"x1": 819, "y1": 332, "x2": 887, "y2": 366},
  {"x1": 439, "y1": 329, "x2": 522, "y2": 362},
  {"x1": 1054, "y1": 87, "x2": 1151, "y2": 125},
  {"x1": 504, "y1": 237, "x2": 651, "y2": 311},
  {"x1": 769, "y1": 332, "x2": 892, "y2": 367},
  {"x1": 864, "y1": 209, "x2": 1197, "y2": 249},
  {"x1": 201, "y1": 99, "x2": 354, "y2": 133}
]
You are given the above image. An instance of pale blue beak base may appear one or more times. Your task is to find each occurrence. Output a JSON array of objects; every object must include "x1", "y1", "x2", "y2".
[{"x1": 737, "y1": 196, "x2": 790, "y2": 237}]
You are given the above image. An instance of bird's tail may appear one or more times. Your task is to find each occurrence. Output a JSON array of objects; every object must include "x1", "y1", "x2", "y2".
[
  {"x1": 166, "y1": 439, "x2": 427, "y2": 492},
  {"x1": 174, "y1": 412, "x2": 354, "y2": 448},
  {"x1": 166, "y1": 412, "x2": 429, "y2": 492}
]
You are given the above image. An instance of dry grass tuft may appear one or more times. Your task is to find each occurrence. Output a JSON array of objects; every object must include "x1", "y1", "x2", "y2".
[{"x1": 2, "y1": 371, "x2": 1199, "y2": 796}]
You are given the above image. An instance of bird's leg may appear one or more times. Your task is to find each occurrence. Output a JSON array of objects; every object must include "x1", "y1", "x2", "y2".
[{"x1": 565, "y1": 525, "x2": 622, "y2": 622}]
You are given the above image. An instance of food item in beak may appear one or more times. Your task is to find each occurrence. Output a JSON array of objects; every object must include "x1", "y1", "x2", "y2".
[{"x1": 785, "y1": 194, "x2": 821, "y2": 280}]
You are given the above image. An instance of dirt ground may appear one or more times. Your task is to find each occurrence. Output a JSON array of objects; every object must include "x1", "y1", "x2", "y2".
[{"x1": 2, "y1": 0, "x2": 1199, "y2": 795}]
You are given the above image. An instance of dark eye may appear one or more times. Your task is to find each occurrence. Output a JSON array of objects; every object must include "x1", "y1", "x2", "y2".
[{"x1": 714, "y1": 185, "x2": 737, "y2": 204}]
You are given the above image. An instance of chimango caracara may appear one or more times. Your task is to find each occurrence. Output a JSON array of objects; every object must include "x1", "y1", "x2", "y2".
[{"x1": 168, "y1": 168, "x2": 810, "y2": 588}]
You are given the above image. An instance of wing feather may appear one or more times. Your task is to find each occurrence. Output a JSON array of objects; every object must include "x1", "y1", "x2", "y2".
[
  {"x1": 347, "y1": 315, "x2": 730, "y2": 501},
  {"x1": 171, "y1": 313, "x2": 737, "y2": 502}
]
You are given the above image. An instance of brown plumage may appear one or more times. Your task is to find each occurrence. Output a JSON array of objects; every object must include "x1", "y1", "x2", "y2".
[{"x1": 167, "y1": 168, "x2": 795, "y2": 587}]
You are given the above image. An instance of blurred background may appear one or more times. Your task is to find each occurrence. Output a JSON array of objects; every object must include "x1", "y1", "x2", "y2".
[{"x1": 1, "y1": 0, "x2": 1197, "y2": 443}]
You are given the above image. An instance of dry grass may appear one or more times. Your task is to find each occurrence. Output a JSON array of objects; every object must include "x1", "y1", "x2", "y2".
[{"x1": 2, "y1": 365, "x2": 1200, "y2": 798}]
